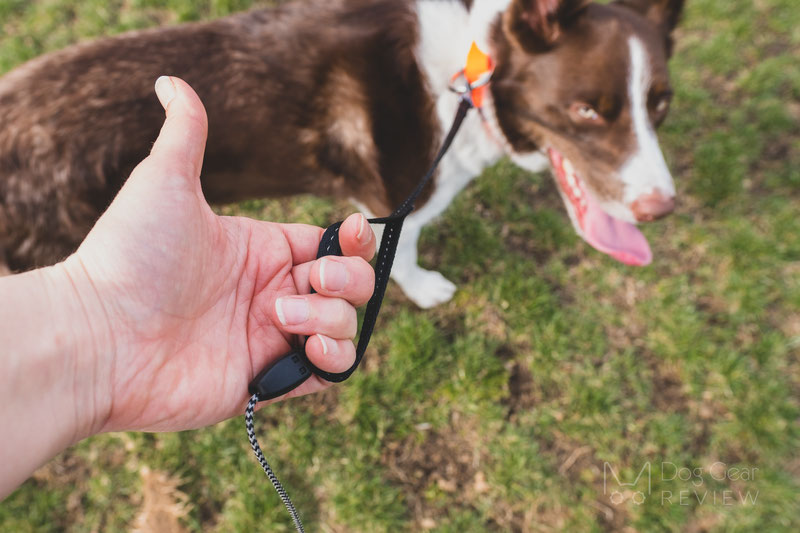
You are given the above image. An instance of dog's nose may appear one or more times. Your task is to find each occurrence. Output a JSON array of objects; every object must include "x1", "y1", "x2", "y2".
[{"x1": 631, "y1": 190, "x2": 675, "y2": 222}]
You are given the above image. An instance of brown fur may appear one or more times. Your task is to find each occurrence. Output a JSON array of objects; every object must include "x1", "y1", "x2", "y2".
[
  {"x1": 0, "y1": 0, "x2": 681, "y2": 272},
  {"x1": 0, "y1": 0, "x2": 437, "y2": 271}
]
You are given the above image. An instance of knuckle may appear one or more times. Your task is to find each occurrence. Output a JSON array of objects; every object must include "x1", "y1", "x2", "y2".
[
  {"x1": 351, "y1": 255, "x2": 371, "y2": 271},
  {"x1": 343, "y1": 340, "x2": 356, "y2": 356},
  {"x1": 340, "y1": 341, "x2": 357, "y2": 367},
  {"x1": 350, "y1": 257, "x2": 375, "y2": 287},
  {"x1": 308, "y1": 334, "x2": 323, "y2": 354},
  {"x1": 336, "y1": 300, "x2": 357, "y2": 338}
]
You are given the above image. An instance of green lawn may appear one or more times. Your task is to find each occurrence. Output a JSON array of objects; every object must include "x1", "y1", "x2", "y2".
[{"x1": 1, "y1": 0, "x2": 799, "y2": 531}]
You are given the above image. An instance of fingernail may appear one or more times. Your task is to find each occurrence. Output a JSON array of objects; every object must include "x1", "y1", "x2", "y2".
[
  {"x1": 319, "y1": 257, "x2": 349, "y2": 292},
  {"x1": 155, "y1": 76, "x2": 176, "y2": 109},
  {"x1": 356, "y1": 214, "x2": 371, "y2": 244},
  {"x1": 316, "y1": 334, "x2": 330, "y2": 355},
  {"x1": 275, "y1": 296, "x2": 309, "y2": 326}
]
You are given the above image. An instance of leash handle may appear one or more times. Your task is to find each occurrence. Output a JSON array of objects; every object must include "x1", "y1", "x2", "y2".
[{"x1": 248, "y1": 97, "x2": 473, "y2": 402}]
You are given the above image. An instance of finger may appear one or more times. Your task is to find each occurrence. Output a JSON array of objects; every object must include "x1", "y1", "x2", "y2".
[
  {"x1": 309, "y1": 256, "x2": 375, "y2": 306},
  {"x1": 339, "y1": 213, "x2": 376, "y2": 261},
  {"x1": 280, "y1": 213, "x2": 374, "y2": 270},
  {"x1": 291, "y1": 261, "x2": 314, "y2": 294},
  {"x1": 273, "y1": 294, "x2": 357, "y2": 339},
  {"x1": 149, "y1": 76, "x2": 209, "y2": 184},
  {"x1": 279, "y1": 223, "x2": 325, "y2": 266},
  {"x1": 305, "y1": 334, "x2": 357, "y2": 374}
]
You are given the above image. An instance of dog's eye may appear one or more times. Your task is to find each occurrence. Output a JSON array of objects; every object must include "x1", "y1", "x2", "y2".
[
  {"x1": 650, "y1": 90, "x2": 673, "y2": 116},
  {"x1": 578, "y1": 104, "x2": 599, "y2": 120},
  {"x1": 570, "y1": 102, "x2": 604, "y2": 125}
]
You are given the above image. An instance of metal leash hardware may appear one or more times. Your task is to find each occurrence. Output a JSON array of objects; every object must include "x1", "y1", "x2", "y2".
[{"x1": 244, "y1": 95, "x2": 476, "y2": 533}]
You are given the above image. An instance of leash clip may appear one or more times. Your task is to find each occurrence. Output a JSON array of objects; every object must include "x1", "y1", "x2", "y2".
[
  {"x1": 449, "y1": 41, "x2": 494, "y2": 108},
  {"x1": 448, "y1": 69, "x2": 493, "y2": 96}
]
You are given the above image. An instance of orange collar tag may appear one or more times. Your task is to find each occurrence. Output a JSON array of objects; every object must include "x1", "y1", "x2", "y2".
[{"x1": 463, "y1": 42, "x2": 493, "y2": 108}]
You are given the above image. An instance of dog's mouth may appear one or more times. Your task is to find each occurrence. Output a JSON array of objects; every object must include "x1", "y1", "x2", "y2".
[{"x1": 548, "y1": 148, "x2": 652, "y2": 266}]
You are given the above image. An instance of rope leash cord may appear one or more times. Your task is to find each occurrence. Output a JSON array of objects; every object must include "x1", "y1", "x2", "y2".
[
  {"x1": 245, "y1": 394, "x2": 305, "y2": 533},
  {"x1": 245, "y1": 97, "x2": 474, "y2": 532}
]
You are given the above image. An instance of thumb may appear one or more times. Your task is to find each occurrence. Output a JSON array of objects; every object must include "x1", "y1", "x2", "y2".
[{"x1": 149, "y1": 76, "x2": 209, "y2": 184}]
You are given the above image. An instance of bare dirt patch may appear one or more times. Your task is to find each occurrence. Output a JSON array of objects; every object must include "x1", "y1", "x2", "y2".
[
  {"x1": 382, "y1": 416, "x2": 490, "y2": 530},
  {"x1": 503, "y1": 361, "x2": 537, "y2": 420}
]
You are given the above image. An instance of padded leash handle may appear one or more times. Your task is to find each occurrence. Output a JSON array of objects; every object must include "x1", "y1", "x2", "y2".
[
  {"x1": 248, "y1": 97, "x2": 473, "y2": 402},
  {"x1": 248, "y1": 215, "x2": 407, "y2": 400},
  {"x1": 247, "y1": 222, "x2": 343, "y2": 400}
]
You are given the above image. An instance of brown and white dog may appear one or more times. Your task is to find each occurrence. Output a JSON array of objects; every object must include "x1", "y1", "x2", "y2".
[{"x1": 0, "y1": 0, "x2": 683, "y2": 307}]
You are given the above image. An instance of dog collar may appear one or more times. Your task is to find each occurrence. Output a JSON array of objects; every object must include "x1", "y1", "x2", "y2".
[{"x1": 449, "y1": 41, "x2": 494, "y2": 108}]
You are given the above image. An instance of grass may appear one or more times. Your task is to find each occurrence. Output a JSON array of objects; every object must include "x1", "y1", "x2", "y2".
[{"x1": 1, "y1": 0, "x2": 799, "y2": 531}]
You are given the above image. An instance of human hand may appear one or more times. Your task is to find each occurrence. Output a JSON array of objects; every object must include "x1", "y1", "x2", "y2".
[{"x1": 60, "y1": 77, "x2": 375, "y2": 435}]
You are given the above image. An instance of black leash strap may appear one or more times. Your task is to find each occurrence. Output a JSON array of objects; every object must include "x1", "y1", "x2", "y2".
[
  {"x1": 244, "y1": 96, "x2": 474, "y2": 531},
  {"x1": 248, "y1": 96, "x2": 474, "y2": 398}
]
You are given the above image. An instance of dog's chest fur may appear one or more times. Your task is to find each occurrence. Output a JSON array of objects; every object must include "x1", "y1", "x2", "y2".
[{"x1": 411, "y1": 0, "x2": 517, "y2": 213}]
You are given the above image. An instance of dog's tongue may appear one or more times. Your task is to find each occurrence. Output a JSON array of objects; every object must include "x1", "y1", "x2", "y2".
[
  {"x1": 548, "y1": 149, "x2": 651, "y2": 266},
  {"x1": 582, "y1": 189, "x2": 652, "y2": 266}
]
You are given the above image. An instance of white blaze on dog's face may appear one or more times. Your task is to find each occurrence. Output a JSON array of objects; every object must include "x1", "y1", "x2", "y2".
[
  {"x1": 491, "y1": 0, "x2": 685, "y2": 266},
  {"x1": 619, "y1": 36, "x2": 675, "y2": 214}
]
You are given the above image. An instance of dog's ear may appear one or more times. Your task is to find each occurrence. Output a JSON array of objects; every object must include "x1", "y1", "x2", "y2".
[
  {"x1": 615, "y1": 0, "x2": 685, "y2": 55},
  {"x1": 616, "y1": 0, "x2": 685, "y2": 34},
  {"x1": 505, "y1": 0, "x2": 590, "y2": 51}
]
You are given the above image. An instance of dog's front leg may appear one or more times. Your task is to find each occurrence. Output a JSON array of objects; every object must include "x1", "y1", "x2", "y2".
[
  {"x1": 353, "y1": 168, "x2": 464, "y2": 308},
  {"x1": 351, "y1": 205, "x2": 456, "y2": 309},
  {"x1": 387, "y1": 155, "x2": 480, "y2": 308},
  {"x1": 390, "y1": 217, "x2": 457, "y2": 309},
  {"x1": 365, "y1": 97, "x2": 504, "y2": 308}
]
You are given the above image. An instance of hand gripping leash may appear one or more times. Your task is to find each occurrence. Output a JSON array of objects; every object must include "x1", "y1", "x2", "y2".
[
  {"x1": 248, "y1": 98, "x2": 473, "y2": 400},
  {"x1": 245, "y1": 60, "x2": 490, "y2": 529}
]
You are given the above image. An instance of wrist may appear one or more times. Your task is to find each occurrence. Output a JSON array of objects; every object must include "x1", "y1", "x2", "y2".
[
  {"x1": 0, "y1": 260, "x2": 115, "y2": 497},
  {"x1": 46, "y1": 257, "x2": 117, "y2": 440}
]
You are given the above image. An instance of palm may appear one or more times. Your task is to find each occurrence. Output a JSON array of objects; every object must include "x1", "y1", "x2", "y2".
[{"x1": 76, "y1": 164, "x2": 305, "y2": 430}]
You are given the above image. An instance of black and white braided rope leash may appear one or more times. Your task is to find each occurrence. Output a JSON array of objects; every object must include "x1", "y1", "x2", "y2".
[
  {"x1": 245, "y1": 394, "x2": 305, "y2": 532},
  {"x1": 243, "y1": 97, "x2": 475, "y2": 532}
]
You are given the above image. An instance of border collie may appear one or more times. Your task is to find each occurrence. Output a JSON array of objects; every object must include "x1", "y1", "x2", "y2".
[{"x1": 0, "y1": 0, "x2": 683, "y2": 307}]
